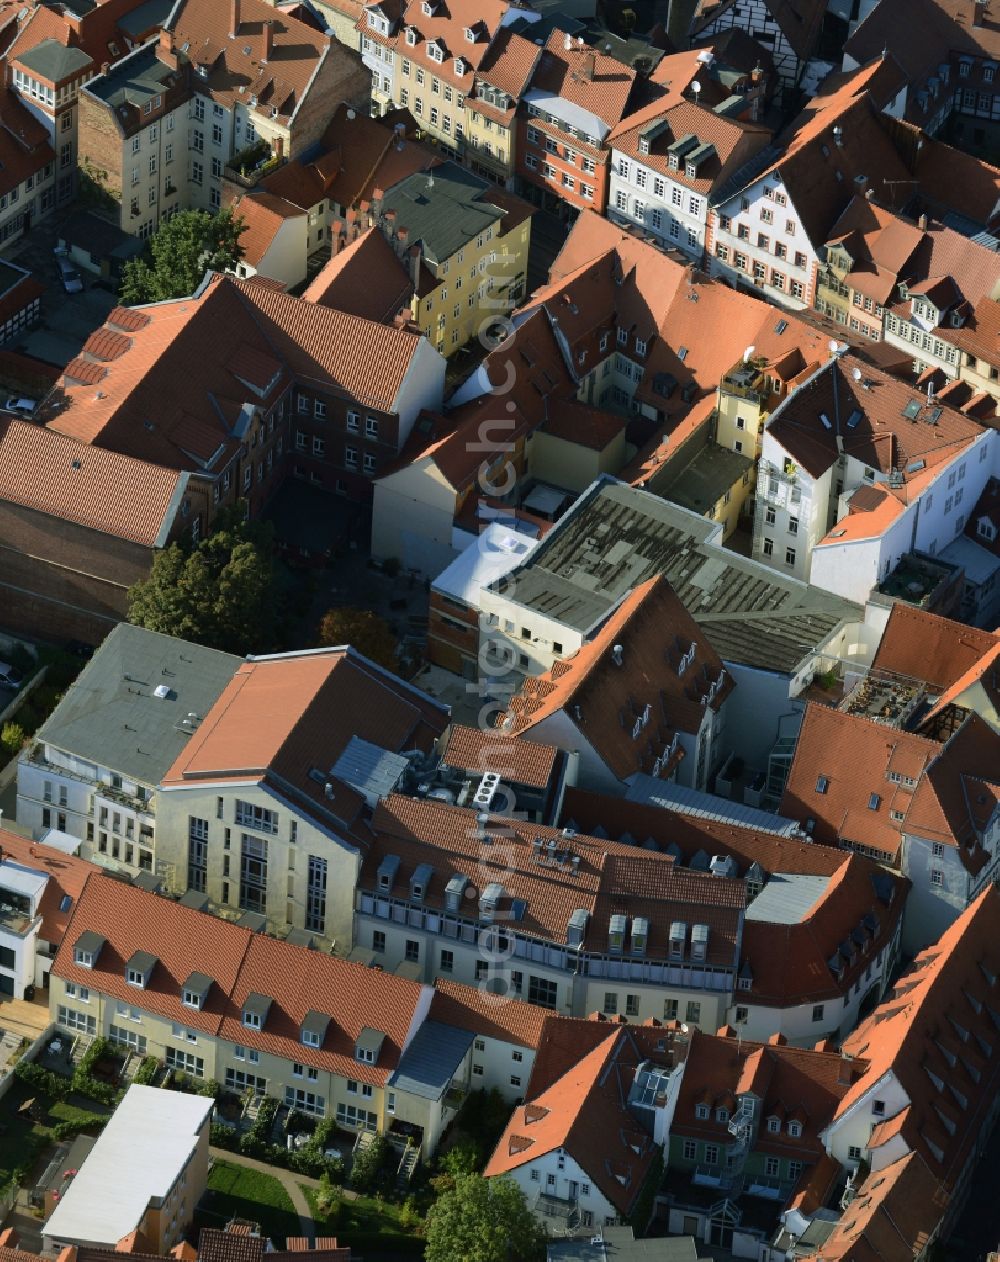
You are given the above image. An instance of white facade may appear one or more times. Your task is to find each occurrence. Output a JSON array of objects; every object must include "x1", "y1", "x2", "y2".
[
  {"x1": 17, "y1": 746, "x2": 157, "y2": 877},
  {"x1": 505, "y1": 1147, "x2": 624, "y2": 1232},
  {"x1": 756, "y1": 418, "x2": 998, "y2": 604},
  {"x1": 821, "y1": 1069, "x2": 910, "y2": 1170},
  {"x1": 0, "y1": 858, "x2": 53, "y2": 999},
  {"x1": 694, "y1": 0, "x2": 802, "y2": 84},
  {"x1": 608, "y1": 153, "x2": 709, "y2": 260},
  {"x1": 709, "y1": 172, "x2": 817, "y2": 309}
]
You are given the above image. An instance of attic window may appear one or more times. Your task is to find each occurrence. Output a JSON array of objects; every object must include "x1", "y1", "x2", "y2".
[
  {"x1": 767, "y1": 1117, "x2": 780, "y2": 1133},
  {"x1": 243, "y1": 1009, "x2": 262, "y2": 1029},
  {"x1": 695, "y1": 1103, "x2": 709, "y2": 1120},
  {"x1": 405, "y1": 26, "x2": 417, "y2": 43},
  {"x1": 428, "y1": 41, "x2": 443, "y2": 61},
  {"x1": 871, "y1": 1099, "x2": 885, "y2": 1116},
  {"x1": 357, "y1": 1045, "x2": 376, "y2": 1064},
  {"x1": 868, "y1": 793, "x2": 880, "y2": 811},
  {"x1": 303, "y1": 1028, "x2": 321, "y2": 1047},
  {"x1": 59, "y1": 894, "x2": 72, "y2": 913},
  {"x1": 816, "y1": 776, "x2": 829, "y2": 794},
  {"x1": 978, "y1": 518, "x2": 997, "y2": 543},
  {"x1": 788, "y1": 1120, "x2": 802, "y2": 1138},
  {"x1": 74, "y1": 949, "x2": 94, "y2": 968}
]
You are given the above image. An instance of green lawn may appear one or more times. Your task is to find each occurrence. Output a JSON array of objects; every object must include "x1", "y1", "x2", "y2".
[
  {"x1": 0, "y1": 1081, "x2": 109, "y2": 1188},
  {"x1": 197, "y1": 1161, "x2": 301, "y2": 1245},
  {"x1": 303, "y1": 1186, "x2": 421, "y2": 1252}
]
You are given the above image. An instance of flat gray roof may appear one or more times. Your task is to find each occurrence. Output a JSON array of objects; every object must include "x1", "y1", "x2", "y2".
[
  {"x1": 744, "y1": 873, "x2": 830, "y2": 925},
  {"x1": 380, "y1": 161, "x2": 506, "y2": 266},
  {"x1": 117, "y1": 0, "x2": 174, "y2": 37},
  {"x1": 388, "y1": 1020, "x2": 475, "y2": 1101},
  {"x1": 491, "y1": 478, "x2": 859, "y2": 674},
  {"x1": 548, "y1": 1227, "x2": 699, "y2": 1261},
  {"x1": 38, "y1": 623, "x2": 240, "y2": 785},
  {"x1": 657, "y1": 442, "x2": 754, "y2": 516},
  {"x1": 87, "y1": 43, "x2": 176, "y2": 110}
]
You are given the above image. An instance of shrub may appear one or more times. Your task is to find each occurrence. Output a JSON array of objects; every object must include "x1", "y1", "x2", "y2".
[
  {"x1": 15, "y1": 1060, "x2": 69, "y2": 1099},
  {"x1": 0, "y1": 723, "x2": 26, "y2": 758},
  {"x1": 350, "y1": 1133, "x2": 389, "y2": 1193},
  {"x1": 134, "y1": 1057, "x2": 160, "y2": 1086},
  {"x1": 315, "y1": 1173, "x2": 343, "y2": 1224},
  {"x1": 51, "y1": 1112, "x2": 107, "y2": 1141},
  {"x1": 211, "y1": 1122, "x2": 240, "y2": 1151},
  {"x1": 71, "y1": 1073, "x2": 117, "y2": 1106}
]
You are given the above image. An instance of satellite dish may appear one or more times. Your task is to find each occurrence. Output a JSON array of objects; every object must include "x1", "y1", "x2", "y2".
[{"x1": 852, "y1": 367, "x2": 862, "y2": 382}]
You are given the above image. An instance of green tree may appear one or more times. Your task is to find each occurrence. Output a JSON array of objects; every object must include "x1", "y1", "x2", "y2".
[
  {"x1": 121, "y1": 208, "x2": 246, "y2": 303},
  {"x1": 318, "y1": 607, "x2": 398, "y2": 670},
  {"x1": 0, "y1": 722, "x2": 26, "y2": 759},
  {"x1": 127, "y1": 510, "x2": 275, "y2": 654},
  {"x1": 425, "y1": 1175, "x2": 545, "y2": 1262}
]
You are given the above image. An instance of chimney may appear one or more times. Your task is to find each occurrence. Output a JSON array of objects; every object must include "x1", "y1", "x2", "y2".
[
  {"x1": 409, "y1": 243, "x2": 422, "y2": 289},
  {"x1": 612, "y1": 644, "x2": 624, "y2": 666},
  {"x1": 751, "y1": 63, "x2": 762, "y2": 83},
  {"x1": 263, "y1": 19, "x2": 273, "y2": 61},
  {"x1": 832, "y1": 124, "x2": 844, "y2": 147},
  {"x1": 100, "y1": 60, "x2": 110, "y2": 76},
  {"x1": 974, "y1": 0, "x2": 986, "y2": 26},
  {"x1": 231, "y1": 0, "x2": 240, "y2": 36},
  {"x1": 157, "y1": 29, "x2": 178, "y2": 70},
  {"x1": 918, "y1": 212, "x2": 928, "y2": 230}
]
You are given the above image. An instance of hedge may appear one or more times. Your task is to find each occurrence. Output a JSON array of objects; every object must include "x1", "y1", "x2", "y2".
[
  {"x1": 134, "y1": 1057, "x2": 160, "y2": 1086},
  {"x1": 51, "y1": 1112, "x2": 108, "y2": 1141},
  {"x1": 14, "y1": 1060, "x2": 69, "y2": 1099}
]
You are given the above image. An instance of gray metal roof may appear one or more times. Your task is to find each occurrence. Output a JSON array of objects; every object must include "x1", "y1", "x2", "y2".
[
  {"x1": 37, "y1": 623, "x2": 240, "y2": 786},
  {"x1": 17, "y1": 39, "x2": 93, "y2": 82},
  {"x1": 184, "y1": 971, "x2": 213, "y2": 996},
  {"x1": 625, "y1": 778, "x2": 799, "y2": 836},
  {"x1": 490, "y1": 478, "x2": 859, "y2": 674},
  {"x1": 330, "y1": 736, "x2": 409, "y2": 807},
  {"x1": 388, "y1": 1020, "x2": 475, "y2": 1101},
  {"x1": 744, "y1": 873, "x2": 830, "y2": 925},
  {"x1": 379, "y1": 161, "x2": 507, "y2": 266}
]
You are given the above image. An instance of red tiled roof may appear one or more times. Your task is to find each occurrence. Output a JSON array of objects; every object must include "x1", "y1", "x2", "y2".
[
  {"x1": 562, "y1": 788, "x2": 907, "y2": 1008},
  {"x1": 815, "y1": 1151, "x2": 945, "y2": 1262},
  {"x1": 231, "y1": 193, "x2": 303, "y2": 269},
  {"x1": 0, "y1": 831, "x2": 93, "y2": 944},
  {"x1": 163, "y1": 649, "x2": 448, "y2": 831},
  {"x1": 0, "y1": 417, "x2": 182, "y2": 547},
  {"x1": 374, "y1": 0, "x2": 513, "y2": 92},
  {"x1": 441, "y1": 724, "x2": 558, "y2": 790},
  {"x1": 232, "y1": 278, "x2": 427, "y2": 414},
  {"x1": 429, "y1": 978, "x2": 551, "y2": 1047},
  {"x1": 485, "y1": 1028, "x2": 657, "y2": 1214},
  {"x1": 500, "y1": 577, "x2": 733, "y2": 781},
  {"x1": 530, "y1": 31, "x2": 638, "y2": 132},
  {"x1": 871, "y1": 604, "x2": 998, "y2": 687},
  {"x1": 836, "y1": 885, "x2": 1000, "y2": 1192},
  {"x1": 368, "y1": 794, "x2": 746, "y2": 965},
  {"x1": 168, "y1": 0, "x2": 329, "y2": 126},
  {"x1": 302, "y1": 228, "x2": 414, "y2": 324}
]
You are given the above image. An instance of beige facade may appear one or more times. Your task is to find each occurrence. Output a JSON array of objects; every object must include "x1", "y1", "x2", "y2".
[
  {"x1": 528, "y1": 428, "x2": 626, "y2": 495},
  {"x1": 155, "y1": 783, "x2": 362, "y2": 949},
  {"x1": 353, "y1": 904, "x2": 732, "y2": 1032}
]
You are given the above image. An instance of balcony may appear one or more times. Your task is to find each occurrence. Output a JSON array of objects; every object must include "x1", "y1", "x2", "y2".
[{"x1": 224, "y1": 140, "x2": 283, "y2": 189}]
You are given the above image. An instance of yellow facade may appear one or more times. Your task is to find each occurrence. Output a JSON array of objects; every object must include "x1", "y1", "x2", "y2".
[
  {"x1": 411, "y1": 217, "x2": 530, "y2": 356},
  {"x1": 464, "y1": 106, "x2": 515, "y2": 183},
  {"x1": 715, "y1": 361, "x2": 771, "y2": 462}
]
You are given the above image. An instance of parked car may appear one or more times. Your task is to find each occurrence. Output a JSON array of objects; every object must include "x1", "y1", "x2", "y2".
[
  {"x1": 55, "y1": 254, "x2": 83, "y2": 293},
  {"x1": 4, "y1": 396, "x2": 36, "y2": 415},
  {"x1": 0, "y1": 662, "x2": 25, "y2": 690}
]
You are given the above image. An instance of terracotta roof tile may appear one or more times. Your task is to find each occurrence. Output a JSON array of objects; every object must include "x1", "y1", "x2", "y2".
[
  {"x1": 441, "y1": 724, "x2": 558, "y2": 790},
  {"x1": 563, "y1": 788, "x2": 907, "y2": 1008},
  {"x1": 367, "y1": 794, "x2": 745, "y2": 965},
  {"x1": 429, "y1": 978, "x2": 551, "y2": 1047},
  {"x1": 474, "y1": 28, "x2": 541, "y2": 98},
  {"x1": 302, "y1": 227, "x2": 414, "y2": 323},
  {"x1": 168, "y1": 0, "x2": 328, "y2": 126},
  {"x1": 871, "y1": 604, "x2": 998, "y2": 687},
  {"x1": 0, "y1": 417, "x2": 181, "y2": 547},
  {"x1": 163, "y1": 649, "x2": 448, "y2": 831},
  {"x1": 815, "y1": 1151, "x2": 945, "y2": 1262},
  {"x1": 836, "y1": 885, "x2": 1000, "y2": 1193},
  {"x1": 529, "y1": 31, "x2": 638, "y2": 132},
  {"x1": 231, "y1": 193, "x2": 303, "y2": 269},
  {"x1": 373, "y1": 0, "x2": 513, "y2": 92},
  {"x1": 485, "y1": 1029, "x2": 656, "y2": 1214},
  {"x1": 500, "y1": 577, "x2": 733, "y2": 783},
  {"x1": 0, "y1": 830, "x2": 93, "y2": 944}
]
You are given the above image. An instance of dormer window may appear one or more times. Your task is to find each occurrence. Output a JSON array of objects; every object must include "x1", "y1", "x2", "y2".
[
  {"x1": 421, "y1": 0, "x2": 434, "y2": 12},
  {"x1": 635, "y1": 338, "x2": 647, "y2": 357},
  {"x1": 464, "y1": 25, "x2": 476, "y2": 42},
  {"x1": 73, "y1": 931, "x2": 105, "y2": 970},
  {"x1": 182, "y1": 971, "x2": 212, "y2": 1011},
  {"x1": 617, "y1": 327, "x2": 628, "y2": 346},
  {"x1": 126, "y1": 951, "x2": 157, "y2": 990},
  {"x1": 355, "y1": 1027, "x2": 385, "y2": 1065},
  {"x1": 454, "y1": 57, "x2": 467, "y2": 75},
  {"x1": 410, "y1": 863, "x2": 433, "y2": 904},
  {"x1": 767, "y1": 1117, "x2": 780, "y2": 1133},
  {"x1": 695, "y1": 1103, "x2": 709, "y2": 1120},
  {"x1": 377, "y1": 854, "x2": 400, "y2": 892},
  {"x1": 428, "y1": 40, "x2": 444, "y2": 62},
  {"x1": 405, "y1": 26, "x2": 417, "y2": 45},
  {"x1": 716, "y1": 1107, "x2": 729, "y2": 1124},
  {"x1": 367, "y1": 11, "x2": 378, "y2": 26},
  {"x1": 977, "y1": 517, "x2": 997, "y2": 543},
  {"x1": 609, "y1": 913, "x2": 627, "y2": 954},
  {"x1": 788, "y1": 1120, "x2": 802, "y2": 1138},
  {"x1": 301, "y1": 1010, "x2": 328, "y2": 1049},
  {"x1": 242, "y1": 992, "x2": 271, "y2": 1030}
]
